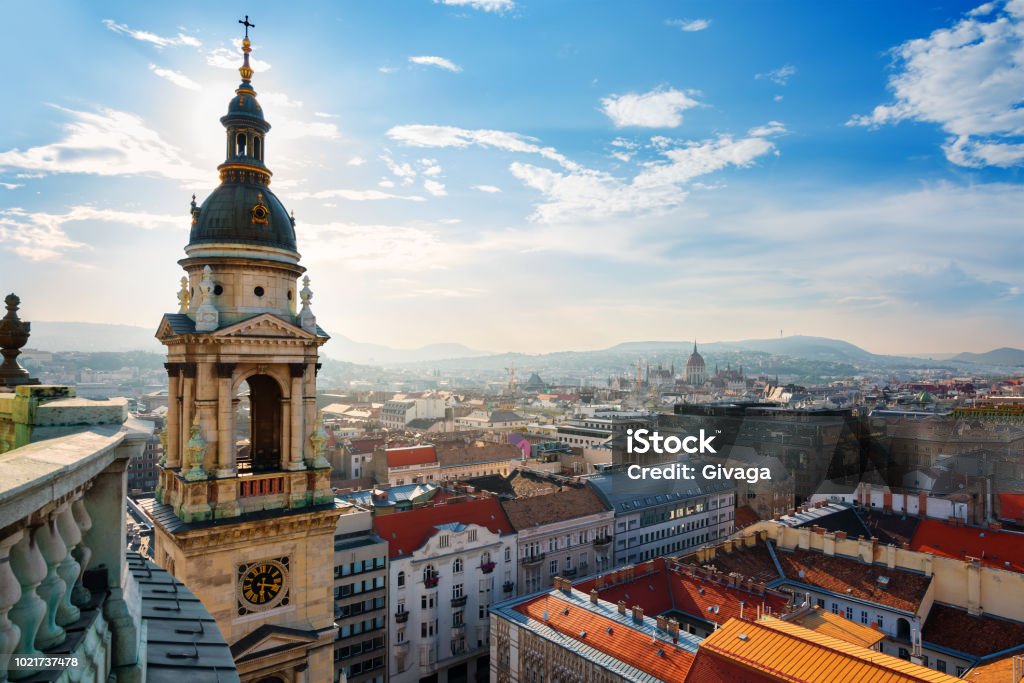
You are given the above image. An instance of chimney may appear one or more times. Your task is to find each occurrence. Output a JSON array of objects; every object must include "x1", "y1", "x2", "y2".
[
  {"x1": 618, "y1": 600, "x2": 626, "y2": 615},
  {"x1": 656, "y1": 615, "x2": 668, "y2": 630},
  {"x1": 883, "y1": 490, "x2": 892, "y2": 513},
  {"x1": 590, "y1": 589, "x2": 599, "y2": 604},
  {"x1": 835, "y1": 531, "x2": 847, "y2": 540},
  {"x1": 918, "y1": 492, "x2": 928, "y2": 518},
  {"x1": 667, "y1": 619, "x2": 680, "y2": 636},
  {"x1": 632, "y1": 605, "x2": 644, "y2": 623}
]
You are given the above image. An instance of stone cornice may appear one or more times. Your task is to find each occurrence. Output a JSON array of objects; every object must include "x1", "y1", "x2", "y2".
[{"x1": 159, "y1": 507, "x2": 344, "y2": 553}]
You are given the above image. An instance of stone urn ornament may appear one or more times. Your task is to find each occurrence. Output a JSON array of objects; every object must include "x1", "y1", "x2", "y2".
[{"x1": 0, "y1": 294, "x2": 40, "y2": 387}]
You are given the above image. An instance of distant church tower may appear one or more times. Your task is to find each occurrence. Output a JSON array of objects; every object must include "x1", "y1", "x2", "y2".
[
  {"x1": 685, "y1": 340, "x2": 706, "y2": 386},
  {"x1": 148, "y1": 20, "x2": 340, "y2": 682}
]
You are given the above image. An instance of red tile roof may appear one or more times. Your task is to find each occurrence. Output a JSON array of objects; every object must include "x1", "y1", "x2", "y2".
[
  {"x1": 515, "y1": 593, "x2": 695, "y2": 681},
  {"x1": 347, "y1": 438, "x2": 384, "y2": 454},
  {"x1": 911, "y1": 519, "x2": 1024, "y2": 573},
  {"x1": 735, "y1": 504, "x2": 761, "y2": 529},
  {"x1": 385, "y1": 445, "x2": 437, "y2": 468},
  {"x1": 773, "y1": 548, "x2": 930, "y2": 612},
  {"x1": 922, "y1": 603, "x2": 1024, "y2": 657},
  {"x1": 372, "y1": 498, "x2": 512, "y2": 559},
  {"x1": 576, "y1": 558, "x2": 790, "y2": 628}
]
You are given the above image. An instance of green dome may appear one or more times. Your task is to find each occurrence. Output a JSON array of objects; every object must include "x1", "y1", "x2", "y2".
[
  {"x1": 222, "y1": 84, "x2": 267, "y2": 126},
  {"x1": 189, "y1": 183, "x2": 296, "y2": 252}
]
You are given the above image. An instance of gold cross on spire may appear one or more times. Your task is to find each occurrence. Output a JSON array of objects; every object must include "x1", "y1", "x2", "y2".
[{"x1": 238, "y1": 15, "x2": 255, "y2": 38}]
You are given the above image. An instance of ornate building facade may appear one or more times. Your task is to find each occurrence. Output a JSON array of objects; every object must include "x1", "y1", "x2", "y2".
[
  {"x1": 685, "y1": 341, "x2": 706, "y2": 386},
  {"x1": 144, "y1": 24, "x2": 344, "y2": 683}
]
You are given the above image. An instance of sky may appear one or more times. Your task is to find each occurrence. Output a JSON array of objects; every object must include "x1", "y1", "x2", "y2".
[{"x1": 1, "y1": 0, "x2": 1024, "y2": 356}]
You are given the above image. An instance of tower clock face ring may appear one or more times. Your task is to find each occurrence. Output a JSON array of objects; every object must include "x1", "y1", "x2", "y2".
[{"x1": 239, "y1": 559, "x2": 288, "y2": 610}]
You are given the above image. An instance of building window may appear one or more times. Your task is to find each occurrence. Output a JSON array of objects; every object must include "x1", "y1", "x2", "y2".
[
  {"x1": 936, "y1": 660, "x2": 946, "y2": 673},
  {"x1": 956, "y1": 667, "x2": 965, "y2": 677},
  {"x1": 549, "y1": 560, "x2": 558, "y2": 575},
  {"x1": 397, "y1": 571, "x2": 405, "y2": 588},
  {"x1": 505, "y1": 547, "x2": 512, "y2": 562},
  {"x1": 453, "y1": 610, "x2": 464, "y2": 626},
  {"x1": 439, "y1": 535, "x2": 450, "y2": 549},
  {"x1": 846, "y1": 606, "x2": 853, "y2": 620},
  {"x1": 453, "y1": 558, "x2": 463, "y2": 573},
  {"x1": 861, "y1": 610, "x2": 868, "y2": 625},
  {"x1": 453, "y1": 584, "x2": 464, "y2": 599},
  {"x1": 831, "y1": 603, "x2": 839, "y2": 615},
  {"x1": 468, "y1": 529, "x2": 478, "y2": 542}
]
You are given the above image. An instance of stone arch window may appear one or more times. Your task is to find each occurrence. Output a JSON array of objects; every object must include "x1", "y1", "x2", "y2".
[
  {"x1": 453, "y1": 558, "x2": 463, "y2": 573},
  {"x1": 423, "y1": 564, "x2": 436, "y2": 582},
  {"x1": 253, "y1": 135, "x2": 262, "y2": 161},
  {"x1": 235, "y1": 373, "x2": 284, "y2": 472},
  {"x1": 397, "y1": 570, "x2": 406, "y2": 587},
  {"x1": 235, "y1": 132, "x2": 248, "y2": 157}
]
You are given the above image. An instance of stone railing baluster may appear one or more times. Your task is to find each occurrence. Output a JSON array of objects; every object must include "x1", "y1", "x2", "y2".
[
  {"x1": 33, "y1": 519, "x2": 67, "y2": 648},
  {"x1": 0, "y1": 530, "x2": 25, "y2": 682},
  {"x1": 54, "y1": 504, "x2": 82, "y2": 625},
  {"x1": 7, "y1": 529, "x2": 47, "y2": 681},
  {"x1": 70, "y1": 498, "x2": 92, "y2": 607}
]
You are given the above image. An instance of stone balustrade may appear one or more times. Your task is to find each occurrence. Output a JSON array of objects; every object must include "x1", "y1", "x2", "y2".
[{"x1": 0, "y1": 417, "x2": 151, "y2": 682}]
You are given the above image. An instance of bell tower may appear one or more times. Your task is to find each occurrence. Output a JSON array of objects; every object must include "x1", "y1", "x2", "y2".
[{"x1": 147, "y1": 18, "x2": 341, "y2": 683}]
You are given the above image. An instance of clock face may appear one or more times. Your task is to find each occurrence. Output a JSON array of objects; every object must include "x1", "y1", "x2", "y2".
[{"x1": 240, "y1": 560, "x2": 286, "y2": 608}]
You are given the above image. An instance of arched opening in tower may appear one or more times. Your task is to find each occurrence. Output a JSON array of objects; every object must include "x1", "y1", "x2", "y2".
[{"x1": 235, "y1": 374, "x2": 283, "y2": 472}]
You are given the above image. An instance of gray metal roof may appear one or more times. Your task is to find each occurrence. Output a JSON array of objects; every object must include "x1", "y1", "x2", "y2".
[{"x1": 585, "y1": 463, "x2": 735, "y2": 514}]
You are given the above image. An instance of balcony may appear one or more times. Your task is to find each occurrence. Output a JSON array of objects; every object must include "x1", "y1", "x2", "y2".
[
  {"x1": 522, "y1": 552, "x2": 545, "y2": 566},
  {"x1": 395, "y1": 609, "x2": 410, "y2": 623},
  {"x1": 593, "y1": 535, "x2": 613, "y2": 547},
  {"x1": 503, "y1": 581, "x2": 515, "y2": 593},
  {"x1": 562, "y1": 567, "x2": 578, "y2": 578},
  {"x1": 424, "y1": 574, "x2": 440, "y2": 588},
  {"x1": 480, "y1": 561, "x2": 496, "y2": 574},
  {"x1": 451, "y1": 595, "x2": 468, "y2": 607},
  {"x1": 0, "y1": 381, "x2": 239, "y2": 682}
]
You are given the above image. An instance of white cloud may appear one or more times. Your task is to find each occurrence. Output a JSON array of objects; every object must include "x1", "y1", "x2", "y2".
[
  {"x1": 206, "y1": 42, "x2": 272, "y2": 72},
  {"x1": 301, "y1": 221, "x2": 449, "y2": 270},
  {"x1": 0, "y1": 106, "x2": 207, "y2": 184},
  {"x1": 0, "y1": 206, "x2": 180, "y2": 261},
  {"x1": 347, "y1": 156, "x2": 367, "y2": 166},
  {"x1": 379, "y1": 179, "x2": 396, "y2": 188},
  {"x1": 424, "y1": 179, "x2": 448, "y2": 196},
  {"x1": 388, "y1": 121, "x2": 781, "y2": 221},
  {"x1": 387, "y1": 124, "x2": 580, "y2": 170},
  {"x1": 601, "y1": 87, "x2": 700, "y2": 128},
  {"x1": 381, "y1": 156, "x2": 418, "y2": 184},
  {"x1": 665, "y1": 18, "x2": 711, "y2": 32},
  {"x1": 473, "y1": 184, "x2": 502, "y2": 193},
  {"x1": 755, "y1": 64, "x2": 797, "y2": 86},
  {"x1": 433, "y1": 0, "x2": 514, "y2": 13},
  {"x1": 748, "y1": 121, "x2": 787, "y2": 137},
  {"x1": 148, "y1": 64, "x2": 201, "y2": 90},
  {"x1": 0, "y1": 182, "x2": 21, "y2": 190},
  {"x1": 774, "y1": 95, "x2": 784, "y2": 102},
  {"x1": 848, "y1": 1, "x2": 1024, "y2": 168},
  {"x1": 287, "y1": 188, "x2": 426, "y2": 202},
  {"x1": 315, "y1": 112, "x2": 338, "y2": 118},
  {"x1": 409, "y1": 55, "x2": 462, "y2": 73},
  {"x1": 378, "y1": 66, "x2": 399, "y2": 74},
  {"x1": 102, "y1": 19, "x2": 201, "y2": 48},
  {"x1": 272, "y1": 116, "x2": 341, "y2": 141}
]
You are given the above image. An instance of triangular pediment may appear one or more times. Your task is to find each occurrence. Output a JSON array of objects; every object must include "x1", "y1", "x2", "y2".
[
  {"x1": 230, "y1": 624, "x2": 320, "y2": 661},
  {"x1": 155, "y1": 313, "x2": 196, "y2": 342},
  {"x1": 213, "y1": 313, "x2": 315, "y2": 340}
]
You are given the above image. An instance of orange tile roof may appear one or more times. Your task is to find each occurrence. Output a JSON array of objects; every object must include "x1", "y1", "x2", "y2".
[
  {"x1": 385, "y1": 444, "x2": 437, "y2": 468},
  {"x1": 515, "y1": 593, "x2": 695, "y2": 681},
  {"x1": 685, "y1": 649, "x2": 777, "y2": 682},
  {"x1": 911, "y1": 519, "x2": 1024, "y2": 574},
  {"x1": 698, "y1": 617, "x2": 964, "y2": 683},
  {"x1": 963, "y1": 653, "x2": 1024, "y2": 683},
  {"x1": 784, "y1": 606, "x2": 885, "y2": 649},
  {"x1": 372, "y1": 498, "x2": 511, "y2": 558}
]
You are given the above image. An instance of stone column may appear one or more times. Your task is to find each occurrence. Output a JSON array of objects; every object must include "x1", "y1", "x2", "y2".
[
  {"x1": 8, "y1": 528, "x2": 47, "y2": 677},
  {"x1": 216, "y1": 363, "x2": 236, "y2": 478},
  {"x1": 280, "y1": 397, "x2": 291, "y2": 469},
  {"x1": 33, "y1": 518, "x2": 67, "y2": 648},
  {"x1": 84, "y1": 458, "x2": 139, "y2": 672},
  {"x1": 287, "y1": 364, "x2": 306, "y2": 471},
  {"x1": 164, "y1": 364, "x2": 181, "y2": 469},
  {"x1": 179, "y1": 363, "x2": 197, "y2": 462},
  {"x1": 0, "y1": 529, "x2": 24, "y2": 682}
]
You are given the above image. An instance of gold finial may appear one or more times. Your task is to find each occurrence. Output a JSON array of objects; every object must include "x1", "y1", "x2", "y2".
[{"x1": 238, "y1": 15, "x2": 255, "y2": 82}]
